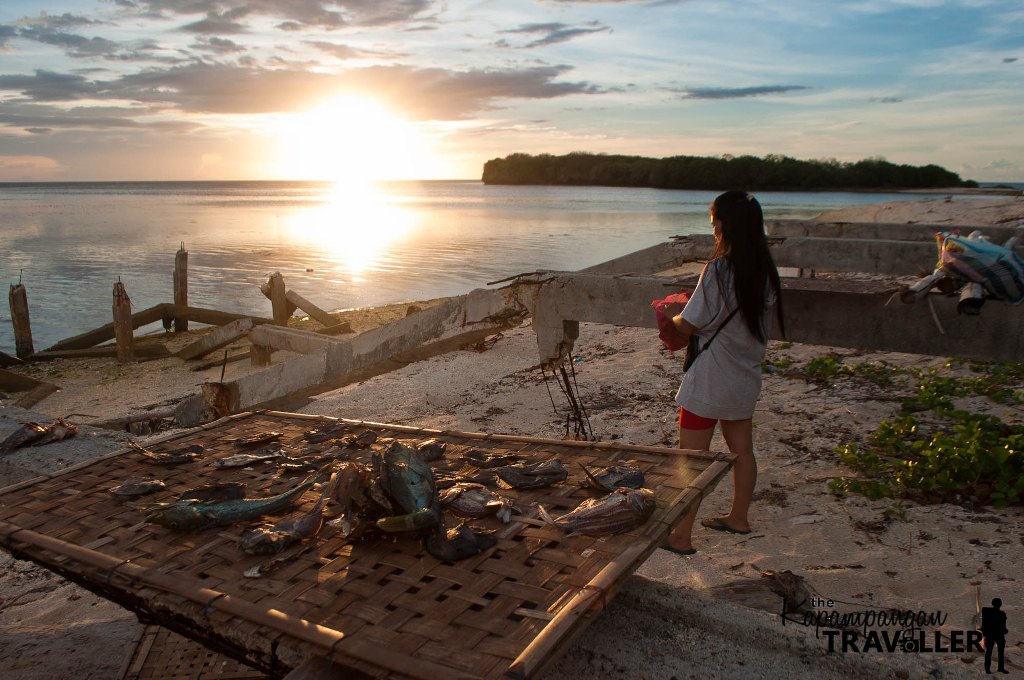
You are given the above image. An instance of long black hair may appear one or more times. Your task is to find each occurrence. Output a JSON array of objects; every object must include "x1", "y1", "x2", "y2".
[{"x1": 709, "y1": 190, "x2": 785, "y2": 342}]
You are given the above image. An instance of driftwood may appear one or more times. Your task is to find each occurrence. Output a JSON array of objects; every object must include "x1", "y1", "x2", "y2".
[
  {"x1": 315, "y1": 321, "x2": 354, "y2": 336},
  {"x1": 161, "y1": 304, "x2": 274, "y2": 328},
  {"x1": 9, "y1": 283, "x2": 34, "y2": 358},
  {"x1": 0, "y1": 350, "x2": 24, "y2": 368},
  {"x1": 285, "y1": 290, "x2": 338, "y2": 327},
  {"x1": 47, "y1": 304, "x2": 167, "y2": 352},
  {"x1": 30, "y1": 344, "x2": 172, "y2": 362}
]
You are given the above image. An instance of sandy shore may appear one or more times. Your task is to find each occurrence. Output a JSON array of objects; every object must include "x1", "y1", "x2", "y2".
[{"x1": 2, "y1": 196, "x2": 1023, "y2": 679}]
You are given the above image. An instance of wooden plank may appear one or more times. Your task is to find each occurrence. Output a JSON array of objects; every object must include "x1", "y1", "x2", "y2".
[
  {"x1": 173, "y1": 246, "x2": 188, "y2": 333},
  {"x1": 13, "y1": 383, "x2": 59, "y2": 409},
  {"x1": 162, "y1": 305, "x2": 274, "y2": 327},
  {"x1": 315, "y1": 321, "x2": 354, "y2": 336},
  {"x1": 113, "y1": 281, "x2": 133, "y2": 363},
  {"x1": 0, "y1": 367, "x2": 43, "y2": 392},
  {"x1": 0, "y1": 350, "x2": 25, "y2": 368},
  {"x1": 8, "y1": 283, "x2": 34, "y2": 358},
  {"x1": 176, "y1": 318, "x2": 254, "y2": 361},
  {"x1": 29, "y1": 344, "x2": 172, "y2": 361},
  {"x1": 285, "y1": 290, "x2": 338, "y2": 327},
  {"x1": 268, "y1": 273, "x2": 290, "y2": 326},
  {"x1": 47, "y1": 303, "x2": 168, "y2": 352}
]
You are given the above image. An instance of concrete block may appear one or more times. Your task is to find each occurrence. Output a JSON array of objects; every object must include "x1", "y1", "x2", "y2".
[{"x1": 176, "y1": 317, "x2": 253, "y2": 361}]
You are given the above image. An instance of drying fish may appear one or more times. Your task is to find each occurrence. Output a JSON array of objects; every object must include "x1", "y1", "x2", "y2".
[
  {"x1": 239, "y1": 495, "x2": 327, "y2": 555},
  {"x1": 538, "y1": 487, "x2": 656, "y2": 537},
  {"x1": 278, "y1": 447, "x2": 348, "y2": 474},
  {"x1": 177, "y1": 482, "x2": 246, "y2": 503},
  {"x1": 230, "y1": 431, "x2": 283, "y2": 447},
  {"x1": 496, "y1": 460, "x2": 567, "y2": 490},
  {"x1": 212, "y1": 446, "x2": 284, "y2": 468},
  {"x1": 580, "y1": 461, "x2": 645, "y2": 492},
  {"x1": 439, "y1": 483, "x2": 514, "y2": 523},
  {"x1": 0, "y1": 422, "x2": 49, "y2": 453},
  {"x1": 341, "y1": 431, "x2": 378, "y2": 448},
  {"x1": 424, "y1": 522, "x2": 497, "y2": 561},
  {"x1": 130, "y1": 440, "x2": 204, "y2": 465},
  {"x1": 462, "y1": 450, "x2": 521, "y2": 469},
  {"x1": 110, "y1": 478, "x2": 167, "y2": 497},
  {"x1": 415, "y1": 439, "x2": 447, "y2": 462},
  {"x1": 374, "y1": 441, "x2": 442, "y2": 533},
  {"x1": 322, "y1": 462, "x2": 378, "y2": 538},
  {"x1": 32, "y1": 418, "x2": 79, "y2": 447},
  {"x1": 303, "y1": 423, "x2": 350, "y2": 444},
  {"x1": 145, "y1": 463, "x2": 335, "y2": 531}
]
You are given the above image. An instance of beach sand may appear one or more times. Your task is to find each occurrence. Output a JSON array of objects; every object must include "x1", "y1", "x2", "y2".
[{"x1": 2, "y1": 196, "x2": 1023, "y2": 679}]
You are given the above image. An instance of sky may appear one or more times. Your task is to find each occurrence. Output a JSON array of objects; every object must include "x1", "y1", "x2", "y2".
[{"x1": 0, "y1": 0, "x2": 1021, "y2": 182}]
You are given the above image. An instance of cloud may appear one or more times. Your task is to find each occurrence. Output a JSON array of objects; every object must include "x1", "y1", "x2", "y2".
[
  {"x1": 673, "y1": 85, "x2": 810, "y2": 99},
  {"x1": 0, "y1": 70, "x2": 98, "y2": 101},
  {"x1": 499, "y1": 21, "x2": 609, "y2": 48},
  {"x1": 305, "y1": 40, "x2": 406, "y2": 60},
  {"x1": 0, "y1": 155, "x2": 63, "y2": 181},
  {"x1": 178, "y1": 8, "x2": 250, "y2": 34},
  {"x1": 16, "y1": 26, "x2": 122, "y2": 58},
  {"x1": 0, "y1": 102, "x2": 201, "y2": 132},
  {"x1": 191, "y1": 36, "x2": 246, "y2": 53},
  {"x1": 18, "y1": 12, "x2": 104, "y2": 30},
  {"x1": 91, "y1": 62, "x2": 604, "y2": 118},
  {"x1": 1004, "y1": 57, "x2": 1018, "y2": 63},
  {"x1": 870, "y1": 96, "x2": 903, "y2": 103},
  {"x1": 0, "y1": 25, "x2": 17, "y2": 49},
  {"x1": 126, "y1": 0, "x2": 432, "y2": 29}
]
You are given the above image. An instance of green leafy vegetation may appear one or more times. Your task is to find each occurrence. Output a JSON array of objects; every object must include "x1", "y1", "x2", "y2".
[
  {"x1": 481, "y1": 152, "x2": 975, "y2": 190},
  {"x1": 827, "y1": 361, "x2": 1024, "y2": 507}
]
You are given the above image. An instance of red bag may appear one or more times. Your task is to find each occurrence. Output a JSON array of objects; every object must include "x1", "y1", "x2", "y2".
[{"x1": 651, "y1": 292, "x2": 691, "y2": 351}]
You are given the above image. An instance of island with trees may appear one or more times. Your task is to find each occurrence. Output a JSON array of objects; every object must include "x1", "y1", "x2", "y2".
[{"x1": 481, "y1": 152, "x2": 977, "y2": 190}]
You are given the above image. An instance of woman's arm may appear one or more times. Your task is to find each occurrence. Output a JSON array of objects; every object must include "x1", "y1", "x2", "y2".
[{"x1": 672, "y1": 313, "x2": 699, "y2": 338}]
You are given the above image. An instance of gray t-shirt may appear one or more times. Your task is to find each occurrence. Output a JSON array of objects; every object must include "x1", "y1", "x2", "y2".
[{"x1": 674, "y1": 258, "x2": 775, "y2": 420}]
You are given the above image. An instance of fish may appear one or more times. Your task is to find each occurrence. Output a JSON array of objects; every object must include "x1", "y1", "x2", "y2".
[
  {"x1": 212, "y1": 445, "x2": 284, "y2": 468},
  {"x1": 495, "y1": 459, "x2": 567, "y2": 490},
  {"x1": 462, "y1": 450, "x2": 521, "y2": 469},
  {"x1": 130, "y1": 440, "x2": 205, "y2": 465},
  {"x1": 303, "y1": 423, "x2": 350, "y2": 444},
  {"x1": 32, "y1": 418, "x2": 79, "y2": 447},
  {"x1": 177, "y1": 482, "x2": 246, "y2": 503},
  {"x1": 416, "y1": 438, "x2": 447, "y2": 462},
  {"x1": 145, "y1": 464, "x2": 335, "y2": 531},
  {"x1": 230, "y1": 431, "x2": 283, "y2": 447},
  {"x1": 341, "y1": 431, "x2": 378, "y2": 448},
  {"x1": 580, "y1": 461, "x2": 645, "y2": 492},
  {"x1": 239, "y1": 495, "x2": 327, "y2": 555},
  {"x1": 110, "y1": 478, "x2": 167, "y2": 497},
  {"x1": 277, "y1": 447, "x2": 348, "y2": 474},
  {"x1": 374, "y1": 441, "x2": 442, "y2": 533},
  {"x1": 439, "y1": 483, "x2": 514, "y2": 523},
  {"x1": 423, "y1": 522, "x2": 498, "y2": 562},
  {"x1": 0, "y1": 422, "x2": 49, "y2": 453},
  {"x1": 538, "y1": 487, "x2": 656, "y2": 536}
]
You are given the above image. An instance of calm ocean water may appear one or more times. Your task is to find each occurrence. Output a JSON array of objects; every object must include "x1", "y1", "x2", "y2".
[{"x1": 0, "y1": 180, "x2": 968, "y2": 352}]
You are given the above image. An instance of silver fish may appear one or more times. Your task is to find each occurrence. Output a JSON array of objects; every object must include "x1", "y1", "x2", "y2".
[
  {"x1": 416, "y1": 439, "x2": 447, "y2": 462},
  {"x1": 230, "y1": 431, "x2": 284, "y2": 447},
  {"x1": 538, "y1": 487, "x2": 656, "y2": 536},
  {"x1": 111, "y1": 478, "x2": 167, "y2": 497},
  {"x1": 424, "y1": 522, "x2": 497, "y2": 561},
  {"x1": 439, "y1": 483, "x2": 513, "y2": 523},
  {"x1": 496, "y1": 459, "x2": 567, "y2": 490},
  {"x1": 0, "y1": 421, "x2": 49, "y2": 453},
  {"x1": 580, "y1": 461, "x2": 645, "y2": 492},
  {"x1": 212, "y1": 446, "x2": 284, "y2": 468},
  {"x1": 130, "y1": 440, "x2": 204, "y2": 465},
  {"x1": 462, "y1": 450, "x2": 521, "y2": 469},
  {"x1": 239, "y1": 495, "x2": 327, "y2": 555}
]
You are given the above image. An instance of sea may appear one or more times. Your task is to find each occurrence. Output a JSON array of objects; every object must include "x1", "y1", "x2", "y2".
[{"x1": 0, "y1": 180, "x2": 1004, "y2": 352}]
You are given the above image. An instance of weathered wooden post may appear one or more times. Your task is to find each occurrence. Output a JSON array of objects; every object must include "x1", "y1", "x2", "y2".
[
  {"x1": 8, "y1": 280, "x2": 34, "y2": 358},
  {"x1": 267, "y1": 272, "x2": 290, "y2": 326},
  {"x1": 173, "y1": 243, "x2": 188, "y2": 332},
  {"x1": 251, "y1": 344, "x2": 273, "y2": 367},
  {"x1": 113, "y1": 280, "x2": 134, "y2": 363}
]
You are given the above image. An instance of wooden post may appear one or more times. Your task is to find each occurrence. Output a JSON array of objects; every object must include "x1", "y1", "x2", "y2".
[
  {"x1": 112, "y1": 281, "x2": 134, "y2": 363},
  {"x1": 173, "y1": 244, "x2": 188, "y2": 332},
  {"x1": 251, "y1": 344, "x2": 273, "y2": 367},
  {"x1": 267, "y1": 272, "x2": 290, "y2": 326},
  {"x1": 8, "y1": 282, "x2": 34, "y2": 358}
]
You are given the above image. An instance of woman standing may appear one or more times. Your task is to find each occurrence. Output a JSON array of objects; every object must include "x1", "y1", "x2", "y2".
[{"x1": 663, "y1": 190, "x2": 784, "y2": 555}]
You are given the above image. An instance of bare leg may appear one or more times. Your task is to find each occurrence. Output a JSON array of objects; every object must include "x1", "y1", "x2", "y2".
[
  {"x1": 702, "y1": 418, "x2": 756, "y2": 532},
  {"x1": 664, "y1": 424, "x2": 715, "y2": 551}
]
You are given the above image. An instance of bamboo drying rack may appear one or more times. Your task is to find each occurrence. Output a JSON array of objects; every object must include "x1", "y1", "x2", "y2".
[{"x1": 0, "y1": 410, "x2": 733, "y2": 679}]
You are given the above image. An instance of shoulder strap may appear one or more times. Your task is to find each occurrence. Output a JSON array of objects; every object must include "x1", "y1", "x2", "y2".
[{"x1": 693, "y1": 307, "x2": 739, "y2": 355}]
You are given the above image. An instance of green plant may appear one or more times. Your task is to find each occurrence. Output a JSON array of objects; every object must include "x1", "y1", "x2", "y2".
[{"x1": 804, "y1": 355, "x2": 844, "y2": 382}]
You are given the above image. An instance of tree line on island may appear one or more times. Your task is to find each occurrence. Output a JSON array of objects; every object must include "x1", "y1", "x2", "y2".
[{"x1": 481, "y1": 152, "x2": 976, "y2": 190}]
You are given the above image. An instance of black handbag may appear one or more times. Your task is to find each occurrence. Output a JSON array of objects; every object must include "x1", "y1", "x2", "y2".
[{"x1": 682, "y1": 308, "x2": 738, "y2": 372}]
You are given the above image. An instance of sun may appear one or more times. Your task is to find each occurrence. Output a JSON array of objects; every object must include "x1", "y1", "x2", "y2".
[{"x1": 273, "y1": 95, "x2": 435, "y2": 183}]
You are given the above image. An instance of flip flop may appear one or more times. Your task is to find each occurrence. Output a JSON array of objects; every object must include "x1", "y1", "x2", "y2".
[
  {"x1": 701, "y1": 517, "x2": 751, "y2": 535},
  {"x1": 660, "y1": 543, "x2": 697, "y2": 556}
]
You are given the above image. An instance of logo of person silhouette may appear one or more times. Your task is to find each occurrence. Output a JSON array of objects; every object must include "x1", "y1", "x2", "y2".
[{"x1": 981, "y1": 598, "x2": 1010, "y2": 674}]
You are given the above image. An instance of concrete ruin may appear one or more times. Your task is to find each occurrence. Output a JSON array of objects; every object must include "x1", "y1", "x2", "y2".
[{"x1": 174, "y1": 219, "x2": 1024, "y2": 426}]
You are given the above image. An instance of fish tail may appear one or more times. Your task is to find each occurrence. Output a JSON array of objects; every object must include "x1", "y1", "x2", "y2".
[{"x1": 376, "y1": 508, "x2": 439, "y2": 533}]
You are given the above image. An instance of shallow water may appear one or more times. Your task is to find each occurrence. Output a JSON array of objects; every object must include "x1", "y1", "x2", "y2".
[{"x1": 0, "y1": 180, "x2": 945, "y2": 351}]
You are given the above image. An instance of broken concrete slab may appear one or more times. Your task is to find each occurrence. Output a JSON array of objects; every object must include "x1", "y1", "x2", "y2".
[
  {"x1": 766, "y1": 219, "x2": 1021, "y2": 244},
  {"x1": 176, "y1": 318, "x2": 253, "y2": 361},
  {"x1": 249, "y1": 325, "x2": 345, "y2": 356}
]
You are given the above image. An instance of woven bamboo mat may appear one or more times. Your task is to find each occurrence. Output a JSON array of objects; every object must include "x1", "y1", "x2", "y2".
[
  {"x1": 118, "y1": 624, "x2": 267, "y2": 680},
  {"x1": 0, "y1": 411, "x2": 732, "y2": 680}
]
